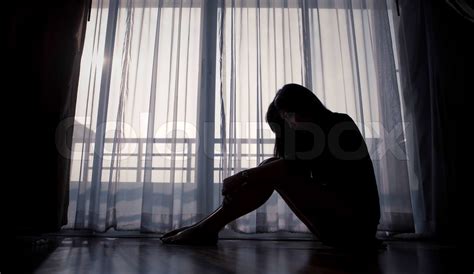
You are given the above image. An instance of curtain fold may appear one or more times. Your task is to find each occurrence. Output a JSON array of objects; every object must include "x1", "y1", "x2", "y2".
[
  {"x1": 392, "y1": 0, "x2": 466, "y2": 236},
  {"x1": 66, "y1": 0, "x2": 418, "y2": 235},
  {"x1": 9, "y1": 0, "x2": 89, "y2": 232}
]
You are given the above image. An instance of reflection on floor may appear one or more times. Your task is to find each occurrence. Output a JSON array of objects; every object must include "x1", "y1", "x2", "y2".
[{"x1": 31, "y1": 237, "x2": 459, "y2": 274}]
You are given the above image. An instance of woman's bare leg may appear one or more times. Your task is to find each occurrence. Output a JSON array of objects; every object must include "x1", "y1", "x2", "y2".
[
  {"x1": 160, "y1": 158, "x2": 279, "y2": 245},
  {"x1": 161, "y1": 157, "x2": 378, "y2": 248},
  {"x1": 160, "y1": 157, "x2": 356, "y2": 245}
]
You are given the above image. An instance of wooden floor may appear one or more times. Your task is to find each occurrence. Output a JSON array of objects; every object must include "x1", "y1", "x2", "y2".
[{"x1": 28, "y1": 236, "x2": 459, "y2": 274}]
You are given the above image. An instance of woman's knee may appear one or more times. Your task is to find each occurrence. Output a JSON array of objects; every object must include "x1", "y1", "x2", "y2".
[
  {"x1": 258, "y1": 157, "x2": 280, "y2": 166},
  {"x1": 222, "y1": 181, "x2": 274, "y2": 211}
]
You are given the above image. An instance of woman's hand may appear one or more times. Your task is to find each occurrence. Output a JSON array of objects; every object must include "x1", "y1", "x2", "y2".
[{"x1": 221, "y1": 157, "x2": 279, "y2": 196}]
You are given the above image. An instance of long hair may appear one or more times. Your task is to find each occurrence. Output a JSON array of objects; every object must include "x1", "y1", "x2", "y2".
[
  {"x1": 265, "y1": 102, "x2": 285, "y2": 158},
  {"x1": 266, "y1": 83, "x2": 331, "y2": 158},
  {"x1": 273, "y1": 83, "x2": 331, "y2": 121}
]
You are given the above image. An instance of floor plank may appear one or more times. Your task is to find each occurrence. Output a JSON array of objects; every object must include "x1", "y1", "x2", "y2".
[{"x1": 34, "y1": 237, "x2": 459, "y2": 274}]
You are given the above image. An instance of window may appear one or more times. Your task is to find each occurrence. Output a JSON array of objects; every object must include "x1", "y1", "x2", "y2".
[{"x1": 67, "y1": 0, "x2": 411, "y2": 232}]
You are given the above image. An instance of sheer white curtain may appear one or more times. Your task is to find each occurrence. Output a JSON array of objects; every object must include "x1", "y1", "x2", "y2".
[
  {"x1": 65, "y1": 0, "x2": 415, "y2": 234},
  {"x1": 66, "y1": 0, "x2": 205, "y2": 232}
]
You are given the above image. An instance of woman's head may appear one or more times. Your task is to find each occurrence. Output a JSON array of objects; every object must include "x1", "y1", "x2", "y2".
[
  {"x1": 266, "y1": 83, "x2": 330, "y2": 157},
  {"x1": 272, "y1": 83, "x2": 330, "y2": 128}
]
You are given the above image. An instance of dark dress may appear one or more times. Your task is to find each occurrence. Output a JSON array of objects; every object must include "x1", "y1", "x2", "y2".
[{"x1": 284, "y1": 112, "x2": 381, "y2": 246}]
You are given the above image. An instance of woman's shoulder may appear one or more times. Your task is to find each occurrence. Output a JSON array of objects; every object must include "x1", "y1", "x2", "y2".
[
  {"x1": 329, "y1": 112, "x2": 357, "y2": 127},
  {"x1": 328, "y1": 112, "x2": 364, "y2": 141},
  {"x1": 331, "y1": 112, "x2": 353, "y2": 121}
]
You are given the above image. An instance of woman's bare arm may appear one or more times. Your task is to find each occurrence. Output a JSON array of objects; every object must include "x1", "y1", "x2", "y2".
[{"x1": 222, "y1": 157, "x2": 289, "y2": 195}]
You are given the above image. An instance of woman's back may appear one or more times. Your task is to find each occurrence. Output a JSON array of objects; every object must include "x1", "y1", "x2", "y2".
[{"x1": 288, "y1": 112, "x2": 380, "y2": 228}]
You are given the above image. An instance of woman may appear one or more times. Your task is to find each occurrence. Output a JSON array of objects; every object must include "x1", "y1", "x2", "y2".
[{"x1": 161, "y1": 83, "x2": 381, "y2": 249}]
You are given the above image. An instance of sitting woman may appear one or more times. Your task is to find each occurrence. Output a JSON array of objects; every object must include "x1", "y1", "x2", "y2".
[{"x1": 161, "y1": 83, "x2": 382, "y2": 249}]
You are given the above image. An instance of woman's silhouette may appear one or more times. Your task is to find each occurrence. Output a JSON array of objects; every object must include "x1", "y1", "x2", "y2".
[{"x1": 161, "y1": 84, "x2": 381, "y2": 249}]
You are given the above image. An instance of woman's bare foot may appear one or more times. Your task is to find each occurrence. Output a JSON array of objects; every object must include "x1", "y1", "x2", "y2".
[
  {"x1": 160, "y1": 225, "x2": 218, "y2": 246},
  {"x1": 159, "y1": 226, "x2": 190, "y2": 240}
]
